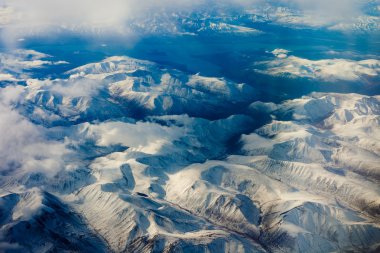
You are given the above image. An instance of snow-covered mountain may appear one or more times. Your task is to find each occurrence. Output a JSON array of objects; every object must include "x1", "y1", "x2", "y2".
[
  {"x1": 0, "y1": 50, "x2": 379, "y2": 252},
  {"x1": 1, "y1": 0, "x2": 379, "y2": 38}
]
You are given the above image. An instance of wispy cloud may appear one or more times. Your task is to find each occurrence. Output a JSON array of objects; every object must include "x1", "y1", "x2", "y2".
[
  {"x1": 0, "y1": 84, "x2": 69, "y2": 177},
  {"x1": 81, "y1": 120, "x2": 184, "y2": 155},
  {"x1": 290, "y1": 0, "x2": 363, "y2": 22},
  {"x1": 0, "y1": 0, "x2": 207, "y2": 44},
  {"x1": 0, "y1": 49, "x2": 67, "y2": 80}
]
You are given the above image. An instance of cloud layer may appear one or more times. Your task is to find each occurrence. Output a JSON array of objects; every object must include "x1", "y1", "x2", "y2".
[
  {"x1": 0, "y1": 0, "x2": 373, "y2": 44},
  {"x1": 0, "y1": 0, "x2": 207, "y2": 41}
]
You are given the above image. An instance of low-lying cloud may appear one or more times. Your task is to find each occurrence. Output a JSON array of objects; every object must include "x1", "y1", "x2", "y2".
[
  {"x1": 0, "y1": 85, "x2": 69, "y2": 177},
  {"x1": 0, "y1": 49, "x2": 67, "y2": 81},
  {"x1": 82, "y1": 120, "x2": 184, "y2": 155}
]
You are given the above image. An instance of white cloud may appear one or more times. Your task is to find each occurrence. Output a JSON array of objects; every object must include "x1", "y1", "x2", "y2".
[
  {"x1": 0, "y1": 0, "x2": 208, "y2": 44},
  {"x1": 0, "y1": 49, "x2": 67, "y2": 81},
  {"x1": 81, "y1": 120, "x2": 184, "y2": 155},
  {"x1": 0, "y1": 73, "x2": 17, "y2": 81},
  {"x1": 290, "y1": 0, "x2": 362, "y2": 23},
  {"x1": 0, "y1": 6, "x2": 12, "y2": 25},
  {"x1": 0, "y1": 0, "x2": 372, "y2": 44},
  {"x1": 0, "y1": 85, "x2": 69, "y2": 177},
  {"x1": 256, "y1": 49, "x2": 380, "y2": 81},
  {"x1": 271, "y1": 49, "x2": 290, "y2": 59},
  {"x1": 48, "y1": 78, "x2": 102, "y2": 98}
]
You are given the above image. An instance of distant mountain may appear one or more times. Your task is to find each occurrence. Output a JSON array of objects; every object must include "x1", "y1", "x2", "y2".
[{"x1": 1, "y1": 1, "x2": 379, "y2": 37}]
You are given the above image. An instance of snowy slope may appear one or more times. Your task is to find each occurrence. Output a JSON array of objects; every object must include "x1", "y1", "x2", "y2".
[
  {"x1": 0, "y1": 51, "x2": 379, "y2": 252},
  {"x1": 12, "y1": 55, "x2": 255, "y2": 126}
]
